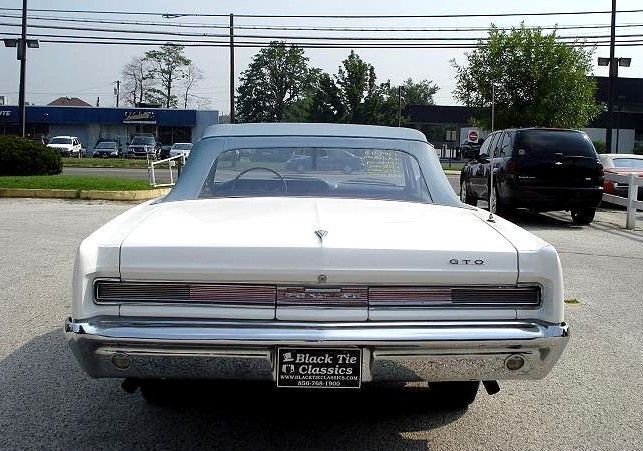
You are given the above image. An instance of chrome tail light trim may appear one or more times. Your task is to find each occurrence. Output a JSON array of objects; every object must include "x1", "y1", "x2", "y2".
[
  {"x1": 94, "y1": 281, "x2": 276, "y2": 306},
  {"x1": 368, "y1": 286, "x2": 540, "y2": 308},
  {"x1": 94, "y1": 281, "x2": 540, "y2": 309}
]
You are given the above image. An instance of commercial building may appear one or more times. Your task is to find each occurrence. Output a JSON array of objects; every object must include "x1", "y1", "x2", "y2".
[
  {"x1": 0, "y1": 105, "x2": 219, "y2": 149},
  {"x1": 406, "y1": 76, "x2": 643, "y2": 154}
]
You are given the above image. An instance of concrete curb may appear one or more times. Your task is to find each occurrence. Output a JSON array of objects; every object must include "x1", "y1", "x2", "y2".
[
  {"x1": 0, "y1": 187, "x2": 170, "y2": 201},
  {"x1": 443, "y1": 170, "x2": 461, "y2": 175}
]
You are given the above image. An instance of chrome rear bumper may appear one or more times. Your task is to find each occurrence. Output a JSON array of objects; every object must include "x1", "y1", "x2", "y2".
[{"x1": 65, "y1": 317, "x2": 569, "y2": 382}]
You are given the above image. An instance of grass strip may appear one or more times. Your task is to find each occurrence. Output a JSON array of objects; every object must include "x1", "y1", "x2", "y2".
[
  {"x1": 0, "y1": 175, "x2": 151, "y2": 191},
  {"x1": 62, "y1": 157, "x2": 151, "y2": 169}
]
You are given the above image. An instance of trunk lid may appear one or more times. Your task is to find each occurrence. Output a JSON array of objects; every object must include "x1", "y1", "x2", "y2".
[{"x1": 120, "y1": 198, "x2": 518, "y2": 285}]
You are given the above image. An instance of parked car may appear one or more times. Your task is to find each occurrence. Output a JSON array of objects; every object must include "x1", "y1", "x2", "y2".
[
  {"x1": 249, "y1": 148, "x2": 293, "y2": 163},
  {"x1": 460, "y1": 128, "x2": 604, "y2": 225},
  {"x1": 91, "y1": 141, "x2": 120, "y2": 158},
  {"x1": 158, "y1": 145, "x2": 172, "y2": 160},
  {"x1": 66, "y1": 123, "x2": 569, "y2": 407},
  {"x1": 126, "y1": 134, "x2": 159, "y2": 158},
  {"x1": 286, "y1": 148, "x2": 365, "y2": 173},
  {"x1": 46, "y1": 136, "x2": 82, "y2": 157},
  {"x1": 169, "y1": 142, "x2": 193, "y2": 159},
  {"x1": 599, "y1": 153, "x2": 643, "y2": 200}
]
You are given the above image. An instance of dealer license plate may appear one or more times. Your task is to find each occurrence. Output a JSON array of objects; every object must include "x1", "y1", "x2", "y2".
[{"x1": 277, "y1": 348, "x2": 362, "y2": 389}]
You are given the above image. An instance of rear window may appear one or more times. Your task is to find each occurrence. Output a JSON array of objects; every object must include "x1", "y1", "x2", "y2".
[
  {"x1": 514, "y1": 130, "x2": 597, "y2": 158},
  {"x1": 198, "y1": 147, "x2": 431, "y2": 203},
  {"x1": 612, "y1": 158, "x2": 643, "y2": 169}
]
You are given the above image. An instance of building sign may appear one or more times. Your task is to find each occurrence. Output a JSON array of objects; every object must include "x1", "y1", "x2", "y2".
[
  {"x1": 123, "y1": 110, "x2": 156, "y2": 124},
  {"x1": 0, "y1": 109, "x2": 14, "y2": 121}
]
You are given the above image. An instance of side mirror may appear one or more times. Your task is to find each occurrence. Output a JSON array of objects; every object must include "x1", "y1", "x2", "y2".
[{"x1": 478, "y1": 153, "x2": 490, "y2": 162}]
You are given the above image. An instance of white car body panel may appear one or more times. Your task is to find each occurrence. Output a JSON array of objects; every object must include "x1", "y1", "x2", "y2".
[{"x1": 74, "y1": 197, "x2": 562, "y2": 323}]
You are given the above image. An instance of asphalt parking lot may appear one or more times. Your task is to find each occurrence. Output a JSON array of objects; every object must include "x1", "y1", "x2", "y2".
[{"x1": 1, "y1": 198, "x2": 642, "y2": 450}]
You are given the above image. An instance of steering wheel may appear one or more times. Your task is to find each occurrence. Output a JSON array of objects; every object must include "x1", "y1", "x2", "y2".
[{"x1": 230, "y1": 167, "x2": 288, "y2": 192}]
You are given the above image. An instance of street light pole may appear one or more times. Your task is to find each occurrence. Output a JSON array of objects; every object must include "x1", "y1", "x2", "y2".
[
  {"x1": 606, "y1": 0, "x2": 617, "y2": 153},
  {"x1": 229, "y1": 13, "x2": 235, "y2": 124},
  {"x1": 397, "y1": 85, "x2": 402, "y2": 127},
  {"x1": 18, "y1": 0, "x2": 27, "y2": 137}
]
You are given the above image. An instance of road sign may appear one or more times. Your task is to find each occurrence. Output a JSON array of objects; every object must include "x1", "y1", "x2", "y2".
[{"x1": 468, "y1": 130, "x2": 479, "y2": 143}]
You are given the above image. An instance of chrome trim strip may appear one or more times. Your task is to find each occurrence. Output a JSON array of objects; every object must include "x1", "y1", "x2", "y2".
[
  {"x1": 65, "y1": 317, "x2": 569, "y2": 382},
  {"x1": 66, "y1": 316, "x2": 566, "y2": 344}
]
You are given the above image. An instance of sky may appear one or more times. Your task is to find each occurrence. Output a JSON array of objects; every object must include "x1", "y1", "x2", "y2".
[{"x1": 1, "y1": 0, "x2": 643, "y2": 114}]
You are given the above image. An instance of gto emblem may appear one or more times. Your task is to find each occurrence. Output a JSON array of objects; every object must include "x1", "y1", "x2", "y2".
[
  {"x1": 450, "y1": 259, "x2": 484, "y2": 265},
  {"x1": 315, "y1": 229, "x2": 328, "y2": 240}
]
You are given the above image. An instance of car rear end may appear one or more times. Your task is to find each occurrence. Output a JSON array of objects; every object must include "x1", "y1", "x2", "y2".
[
  {"x1": 502, "y1": 129, "x2": 604, "y2": 211},
  {"x1": 65, "y1": 199, "x2": 568, "y2": 389}
]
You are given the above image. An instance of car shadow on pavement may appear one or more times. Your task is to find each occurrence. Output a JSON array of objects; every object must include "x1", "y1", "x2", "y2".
[
  {"x1": 496, "y1": 209, "x2": 575, "y2": 229},
  {"x1": 0, "y1": 330, "x2": 467, "y2": 450}
]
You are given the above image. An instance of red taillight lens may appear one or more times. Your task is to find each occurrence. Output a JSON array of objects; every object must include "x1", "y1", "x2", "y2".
[
  {"x1": 506, "y1": 159, "x2": 518, "y2": 175},
  {"x1": 604, "y1": 180, "x2": 615, "y2": 193}
]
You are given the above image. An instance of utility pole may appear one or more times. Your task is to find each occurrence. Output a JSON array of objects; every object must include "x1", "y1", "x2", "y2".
[
  {"x1": 229, "y1": 13, "x2": 235, "y2": 124},
  {"x1": 606, "y1": 0, "x2": 617, "y2": 153},
  {"x1": 114, "y1": 80, "x2": 120, "y2": 107},
  {"x1": 18, "y1": 0, "x2": 27, "y2": 137},
  {"x1": 397, "y1": 85, "x2": 402, "y2": 127}
]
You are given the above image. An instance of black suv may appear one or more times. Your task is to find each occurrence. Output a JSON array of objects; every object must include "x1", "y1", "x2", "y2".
[{"x1": 459, "y1": 128, "x2": 604, "y2": 224}]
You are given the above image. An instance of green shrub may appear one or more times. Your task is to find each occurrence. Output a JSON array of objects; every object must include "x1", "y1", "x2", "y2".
[
  {"x1": 0, "y1": 136, "x2": 62, "y2": 176},
  {"x1": 592, "y1": 140, "x2": 606, "y2": 153}
]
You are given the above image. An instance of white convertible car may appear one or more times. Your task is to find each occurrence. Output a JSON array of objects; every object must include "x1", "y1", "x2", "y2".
[{"x1": 66, "y1": 123, "x2": 569, "y2": 407}]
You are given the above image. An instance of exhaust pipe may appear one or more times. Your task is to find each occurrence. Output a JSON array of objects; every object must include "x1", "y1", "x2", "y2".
[{"x1": 482, "y1": 380, "x2": 501, "y2": 395}]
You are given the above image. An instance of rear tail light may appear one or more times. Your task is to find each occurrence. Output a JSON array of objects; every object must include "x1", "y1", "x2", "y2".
[
  {"x1": 94, "y1": 281, "x2": 276, "y2": 306},
  {"x1": 368, "y1": 286, "x2": 540, "y2": 308},
  {"x1": 604, "y1": 180, "x2": 615, "y2": 193},
  {"x1": 596, "y1": 162, "x2": 605, "y2": 182},
  {"x1": 95, "y1": 282, "x2": 540, "y2": 310}
]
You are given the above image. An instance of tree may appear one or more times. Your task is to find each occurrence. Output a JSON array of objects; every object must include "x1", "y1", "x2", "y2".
[
  {"x1": 144, "y1": 44, "x2": 192, "y2": 108},
  {"x1": 306, "y1": 51, "x2": 377, "y2": 124},
  {"x1": 452, "y1": 25, "x2": 600, "y2": 129},
  {"x1": 121, "y1": 56, "x2": 153, "y2": 106},
  {"x1": 377, "y1": 78, "x2": 439, "y2": 126},
  {"x1": 306, "y1": 73, "x2": 345, "y2": 122},
  {"x1": 236, "y1": 42, "x2": 319, "y2": 122},
  {"x1": 182, "y1": 63, "x2": 204, "y2": 109},
  {"x1": 306, "y1": 51, "x2": 438, "y2": 125}
]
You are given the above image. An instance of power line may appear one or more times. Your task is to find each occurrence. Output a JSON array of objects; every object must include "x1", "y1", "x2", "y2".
[
  {"x1": 2, "y1": 21, "x2": 642, "y2": 43},
  {"x1": 4, "y1": 12, "x2": 643, "y2": 33},
  {"x1": 5, "y1": 34, "x2": 641, "y2": 48},
  {"x1": 2, "y1": 30, "x2": 639, "y2": 47},
  {"x1": 1, "y1": 6, "x2": 643, "y2": 18}
]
